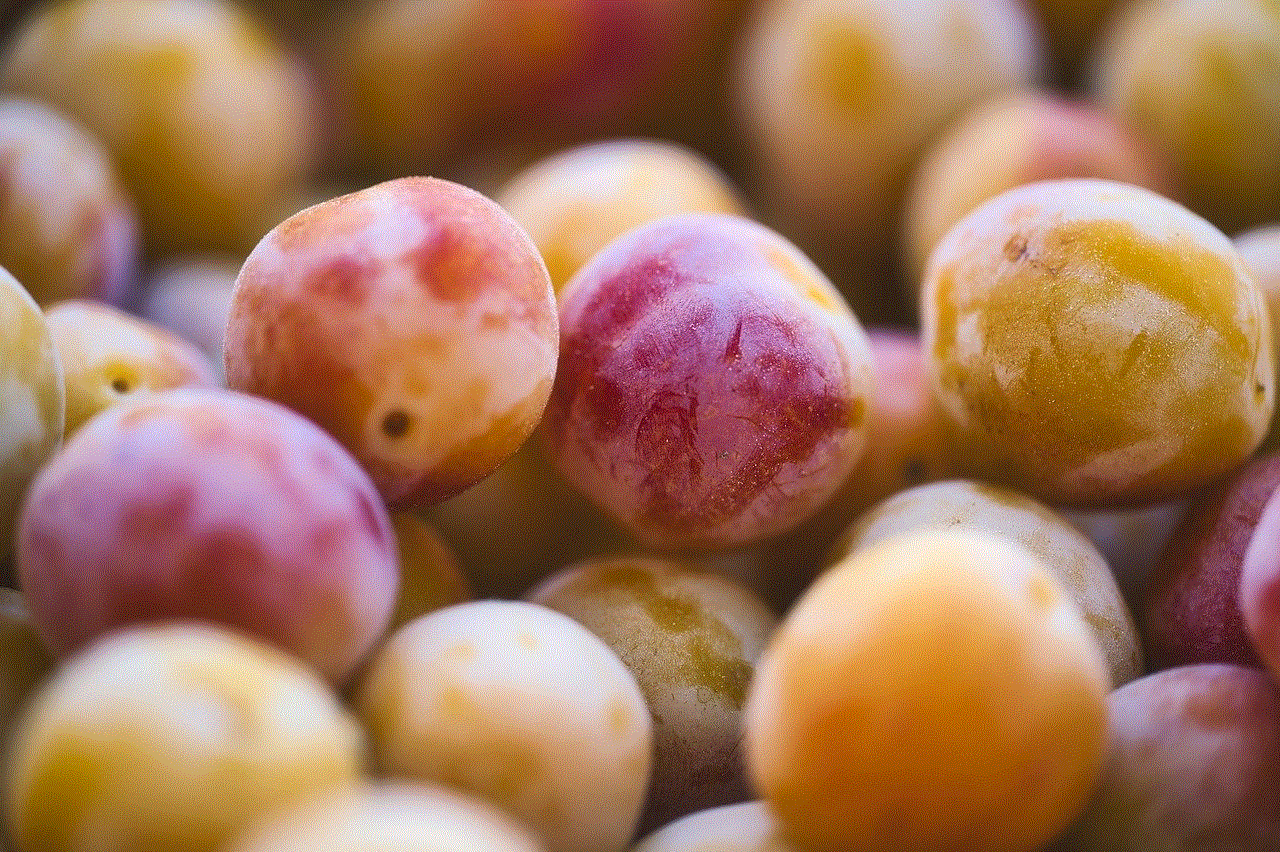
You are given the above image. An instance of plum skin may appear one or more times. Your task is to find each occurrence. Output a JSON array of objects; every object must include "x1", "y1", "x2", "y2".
[{"x1": 541, "y1": 212, "x2": 874, "y2": 551}]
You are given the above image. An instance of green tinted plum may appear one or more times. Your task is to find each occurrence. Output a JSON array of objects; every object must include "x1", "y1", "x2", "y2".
[
  {"x1": 1054, "y1": 663, "x2": 1280, "y2": 851},
  {"x1": 0, "y1": 0, "x2": 320, "y2": 255},
  {"x1": 0, "y1": 98, "x2": 138, "y2": 307},
  {"x1": 16, "y1": 388, "x2": 399, "y2": 684},
  {"x1": 922, "y1": 178, "x2": 1273, "y2": 508},
  {"x1": 527, "y1": 555, "x2": 778, "y2": 832},
  {"x1": 542, "y1": 213, "x2": 875, "y2": 551},
  {"x1": 224, "y1": 176, "x2": 558, "y2": 509}
]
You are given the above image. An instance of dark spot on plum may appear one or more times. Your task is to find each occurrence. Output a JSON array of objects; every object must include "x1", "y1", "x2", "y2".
[
  {"x1": 308, "y1": 254, "x2": 376, "y2": 304},
  {"x1": 901, "y1": 457, "x2": 926, "y2": 483},
  {"x1": 381, "y1": 409, "x2": 411, "y2": 438},
  {"x1": 111, "y1": 377, "x2": 130, "y2": 393}
]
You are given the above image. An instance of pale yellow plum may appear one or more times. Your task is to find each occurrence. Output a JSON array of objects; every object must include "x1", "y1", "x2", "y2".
[
  {"x1": 744, "y1": 528, "x2": 1110, "y2": 852},
  {"x1": 225, "y1": 782, "x2": 545, "y2": 852},
  {"x1": 45, "y1": 300, "x2": 220, "y2": 437},
  {"x1": 0, "y1": 0, "x2": 320, "y2": 255},
  {"x1": 834, "y1": 479, "x2": 1143, "y2": 686},
  {"x1": 224, "y1": 176, "x2": 558, "y2": 509},
  {"x1": 357, "y1": 601, "x2": 652, "y2": 852},
  {"x1": 1092, "y1": 0, "x2": 1280, "y2": 235},
  {"x1": 902, "y1": 90, "x2": 1175, "y2": 289},
  {"x1": 922, "y1": 178, "x2": 1273, "y2": 507},
  {"x1": 5, "y1": 623, "x2": 366, "y2": 852},
  {"x1": 735, "y1": 0, "x2": 1040, "y2": 249},
  {"x1": 386, "y1": 513, "x2": 471, "y2": 632},
  {"x1": 0, "y1": 98, "x2": 138, "y2": 307},
  {"x1": 495, "y1": 139, "x2": 746, "y2": 295},
  {"x1": 0, "y1": 588, "x2": 52, "y2": 737},
  {"x1": 632, "y1": 801, "x2": 798, "y2": 852},
  {"x1": 527, "y1": 556, "x2": 777, "y2": 832},
  {"x1": 0, "y1": 266, "x2": 64, "y2": 561}
]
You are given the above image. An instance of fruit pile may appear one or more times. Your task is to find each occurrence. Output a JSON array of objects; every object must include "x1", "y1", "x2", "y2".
[{"x1": 1, "y1": 0, "x2": 1279, "y2": 850}]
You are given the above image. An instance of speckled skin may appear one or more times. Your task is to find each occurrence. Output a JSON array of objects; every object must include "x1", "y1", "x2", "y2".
[
  {"x1": 745, "y1": 529, "x2": 1109, "y2": 852},
  {"x1": 356, "y1": 600, "x2": 652, "y2": 852},
  {"x1": 921, "y1": 178, "x2": 1274, "y2": 508},
  {"x1": 632, "y1": 801, "x2": 797, "y2": 852},
  {"x1": 227, "y1": 783, "x2": 547, "y2": 852},
  {"x1": 902, "y1": 90, "x2": 1175, "y2": 288},
  {"x1": 542, "y1": 213, "x2": 874, "y2": 551},
  {"x1": 1241, "y1": 488, "x2": 1280, "y2": 679},
  {"x1": 527, "y1": 556, "x2": 778, "y2": 833},
  {"x1": 225, "y1": 176, "x2": 558, "y2": 509},
  {"x1": 496, "y1": 138, "x2": 746, "y2": 294},
  {"x1": 1092, "y1": 0, "x2": 1280, "y2": 235},
  {"x1": 836, "y1": 479, "x2": 1143, "y2": 686},
  {"x1": 16, "y1": 388, "x2": 399, "y2": 684},
  {"x1": 5, "y1": 624, "x2": 366, "y2": 852},
  {"x1": 0, "y1": 266, "x2": 64, "y2": 562},
  {"x1": 0, "y1": 0, "x2": 319, "y2": 255},
  {"x1": 0, "y1": 98, "x2": 138, "y2": 307},
  {"x1": 736, "y1": 0, "x2": 1040, "y2": 246},
  {"x1": 1052, "y1": 664, "x2": 1280, "y2": 851},
  {"x1": 45, "y1": 300, "x2": 220, "y2": 437},
  {"x1": 1235, "y1": 224, "x2": 1280, "y2": 448}
]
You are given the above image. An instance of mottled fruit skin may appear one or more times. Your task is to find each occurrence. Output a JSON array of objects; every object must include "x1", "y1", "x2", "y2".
[
  {"x1": 836, "y1": 479, "x2": 1143, "y2": 686},
  {"x1": 0, "y1": 98, "x2": 137, "y2": 308},
  {"x1": 1142, "y1": 451, "x2": 1280, "y2": 671},
  {"x1": 922, "y1": 178, "x2": 1274, "y2": 508},
  {"x1": 0, "y1": 266, "x2": 64, "y2": 561},
  {"x1": 5, "y1": 623, "x2": 366, "y2": 852},
  {"x1": 1053, "y1": 664, "x2": 1280, "y2": 851},
  {"x1": 226, "y1": 783, "x2": 546, "y2": 852},
  {"x1": 45, "y1": 300, "x2": 220, "y2": 437},
  {"x1": 225, "y1": 176, "x2": 558, "y2": 509},
  {"x1": 528, "y1": 556, "x2": 778, "y2": 832},
  {"x1": 357, "y1": 600, "x2": 652, "y2": 852},
  {"x1": 0, "y1": 0, "x2": 320, "y2": 255},
  {"x1": 542, "y1": 213, "x2": 875, "y2": 550},
  {"x1": 16, "y1": 388, "x2": 399, "y2": 684},
  {"x1": 1238, "y1": 489, "x2": 1280, "y2": 678},
  {"x1": 744, "y1": 528, "x2": 1110, "y2": 852}
]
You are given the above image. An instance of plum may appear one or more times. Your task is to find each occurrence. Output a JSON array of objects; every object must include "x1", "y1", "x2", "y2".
[
  {"x1": 836, "y1": 479, "x2": 1143, "y2": 686},
  {"x1": 527, "y1": 555, "x2": 778, "y2": 832},
  {"x1": 632, "y1": 801, "x2": 797, "y2": 852},
  {"x1": 1238, "y1": 485, "x2": 1280, "y2": 678},
  {"x1": 224, "y1": 176, "x2": 558, "y2": 509},
  {"x1": 356, "y1": 600, "x2": 652, "y2": 852},
  {"x1": 386, "y1": 512, "x2": 471, "y2": 632},
  {"x1": 1142, "y1": 451, "x2": 1280, "y2": 671},
  {"x1": 1091, "y1": 0, "x2": 1280, "y2": 235},
  {"x1": 0, "y1": 98, "x2": 138, "y2": 308},
  {"x1": 901, "y1": 90, "x2": 1175, "y2": 289},
  {"x1": 15, "y1": 387, "x2": 399, "y2": 684},
  {"x1": 4, "y1": 623, "x2": 366, "y2": 852},
  {"x1": 542, "y1": 212, "x2": 875, "y2": 551},
  {"x1": 495, "y1": 138, "x2": 746, "y2": 295},
  {"x1": 0, "y1": 588, "x2": 52, "y2": 737},
  {"x1": 0, "y1": 0, "x2": 320, "y2": 255},
  {"x1": 1234, "y1": 224, "x2": 1280, "y2": 448},
  {"x1": 735, "y1": 0, "x2": 1040, "y2": 250},
  {"x1": 921, "y1": 178, "x2": 1273, "y2": 508},
  {"x1": 0, "y1": 266, "x2": 64, "y2": 561},
  {"x1": 45, "y1": 299, "x2": 220, "y2": 437},
  {"x1": 1053, "y1": 663, "x2": 1280, "y2": 851},
  {"x1": 744, "y1": 528, "x2": 1109, "y2": 852},
  {"x1": 225, "y1": 782, "x2": 545, "y2": 852},
  {"x1": 138, "y1": 255, "x2": 240, "y2": 378}
]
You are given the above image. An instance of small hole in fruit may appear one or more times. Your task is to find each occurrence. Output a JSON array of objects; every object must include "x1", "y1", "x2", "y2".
[
  {"x1": 1257, "y1": 382, "x2": 1267, "y2": 403},
  {"x1": 111, "y1": 377, "x2": 130, "y2": 393},
  {"x1": 381, "y1": 409, "x2": 411, "y2": 438},
  {"x1": 901, "y1": 457, "x2": 925, "y2": 484}
]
